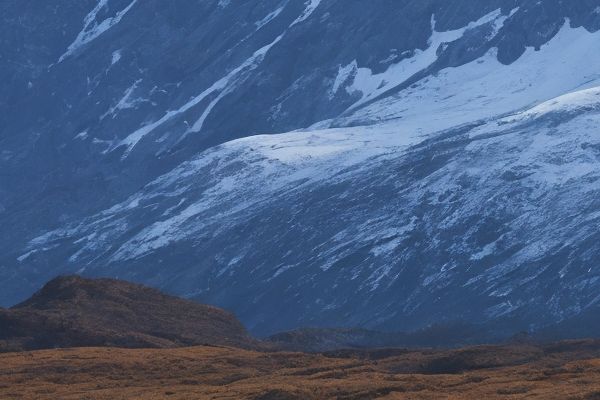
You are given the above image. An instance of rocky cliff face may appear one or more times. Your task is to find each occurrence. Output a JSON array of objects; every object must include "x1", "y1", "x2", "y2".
[{"x1": 3, "y1": 0, "x2": 600, "y2": 338}]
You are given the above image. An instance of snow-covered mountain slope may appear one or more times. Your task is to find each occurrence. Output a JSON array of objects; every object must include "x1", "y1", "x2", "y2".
[
  {"x1": 14, "y1": 85, "x2": 600, "y2": 336},
  {"x1": 3, "y1": 0, "x2": 600, "y2": 339},
  {"x1": 3, "y1": 1, "x2": 598, "y2": 229}
]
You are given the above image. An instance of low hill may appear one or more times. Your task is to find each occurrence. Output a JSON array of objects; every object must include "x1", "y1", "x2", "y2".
[{"x1": 0, "y1": 275, "x2": 256, "y2": 352}]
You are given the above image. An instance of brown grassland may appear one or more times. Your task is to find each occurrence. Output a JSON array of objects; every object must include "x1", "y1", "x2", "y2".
[{"x1": 2, "y1": 341, "x2": 600, "y2": 400}]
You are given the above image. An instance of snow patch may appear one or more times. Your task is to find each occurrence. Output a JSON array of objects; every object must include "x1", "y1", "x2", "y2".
[
  {"x1": 344, "y1": 21, "x2": 600, "y2": 136},
  {"x1": 100, "y1": 79, "x2": 143, "y2": 120},
  {"x1": 291, "y1": 0, "x2": 322, "y2": 26},
  {"x1": 59, "y1": 0, "x2": 137, "y2": 62},
  {"x1": 340, "y1": 9, "x2": 510, "y2": 113},
  {"x1": 74, "y1": 130, "x2": 89, "y2": 140},
  {"x1": 111, "y1": 49, "x2": 122, "y2": 64},
  {"x1": 255, "y1": 5, "x2": 286, "y2": 30}
]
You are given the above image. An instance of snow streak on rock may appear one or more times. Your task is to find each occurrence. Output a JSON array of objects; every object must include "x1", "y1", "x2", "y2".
[
  {"x1": 59, "y1": 0, "x2": 137, "y2": 62},
  {"x1": 116, "y1": 0, "x2": 323, "y2": 158}
]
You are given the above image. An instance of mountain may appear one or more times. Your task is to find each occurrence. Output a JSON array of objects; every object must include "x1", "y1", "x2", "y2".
[
  {"x1": 3, "y1": 0, "x2": 600, "y2": 339},
  {"x1": 0, "y1": 275, "x2": 256, "y2": 351}
]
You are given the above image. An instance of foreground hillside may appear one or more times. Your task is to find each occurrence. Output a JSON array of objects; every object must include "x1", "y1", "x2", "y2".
[{"x1": 3, "y1": 341, "x2": 600, "y2": 399}]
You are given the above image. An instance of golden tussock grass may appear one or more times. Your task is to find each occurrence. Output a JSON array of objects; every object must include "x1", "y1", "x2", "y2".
[{"x1": 2, "y1": 341, "x2": 600, "y2": 399}]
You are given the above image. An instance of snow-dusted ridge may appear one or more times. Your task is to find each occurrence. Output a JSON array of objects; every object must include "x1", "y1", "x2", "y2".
[
  {"x1": 20, "y1": 81, "x2": 600, "y2": 333},
  {"x1": 504, "y1": 86, "x2": 600, "y2": 122},
  {"x1": 25, "y1": 83, "x2": 600, "y2": 261},
  {"x1": 28, "y1": 121, "x2": 430, "y2": 262}
]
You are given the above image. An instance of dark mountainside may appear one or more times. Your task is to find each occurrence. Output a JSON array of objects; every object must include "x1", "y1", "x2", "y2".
[
  {"x1": 0, "y1": 275, "x2": 256, "y2": 352},
  {"x1": 3, "y1": 0, "x2": 600, "y2": 343}
]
